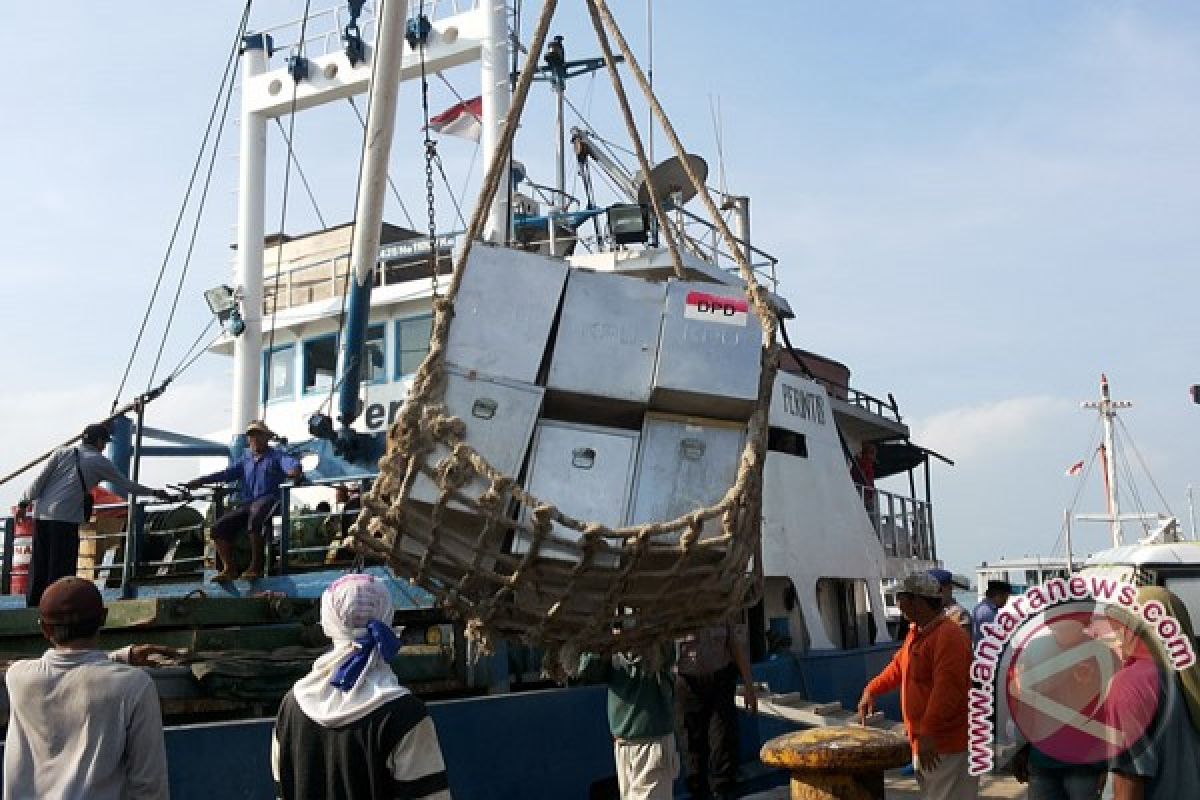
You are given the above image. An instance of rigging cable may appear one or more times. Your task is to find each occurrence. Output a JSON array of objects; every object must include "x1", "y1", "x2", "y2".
[
  {"x1": 1116, "y1": 416, "x2": 1175, "y2": 516},
  {"x1": 264, "y1": 0, "x2": 315, "y2": 421},
  {"x1": 346, "y1": 96, "x2": 416, "y2": 228},
  {"x1": 272, "y1": 118, "x2": 329, "y2": 228},
  {"x1": 110, "y1": 0, "x2": 253, "y2": 412},
  {"x1": 146, "y1": 40, "x2": 243, "y2": 391},
  {"x1": 164, "y1": 318, "x2": 218, "y2": 383}
]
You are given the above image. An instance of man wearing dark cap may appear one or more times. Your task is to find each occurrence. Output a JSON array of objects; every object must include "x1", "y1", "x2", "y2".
[
  {"x1": 17, "y1": 422, "x2": 168, "y2": 607},
  {"x1": 4, "y1": 577, "x2": 168, "y2": 799},
  {"x1": 971, "y1": 580, "x2": 1012, "y2": 645},
  {"x1": 928, "y1": 568, "x2": 973, "y2": 636},
  {"x1": 185, "y1": 419, "x2": 303, "y2": 582}
]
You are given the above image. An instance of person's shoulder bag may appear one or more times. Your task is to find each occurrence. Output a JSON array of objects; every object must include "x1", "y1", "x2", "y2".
[{"x1": 74, "y1": 449, "x2": 95, "y2": 520}]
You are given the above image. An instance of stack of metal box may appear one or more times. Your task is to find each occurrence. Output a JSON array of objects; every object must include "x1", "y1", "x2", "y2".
[
  {"x1": 410, "y1": 244, "x2": 763, "y2": 571},
  {"x1": 527, "y1": 267, "x2": 762, "y2": 562}
]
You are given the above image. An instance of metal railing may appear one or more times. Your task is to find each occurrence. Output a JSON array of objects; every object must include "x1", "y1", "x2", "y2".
[
  {"x1": 0, "y1": 476, "x2": 380, "y2": 597},
  {"x1": 261, "y1": 234, "x2": 462, "y2": 315},
  {"x1": 857, "y1": 484, "x2": 935, "y2": 562}
]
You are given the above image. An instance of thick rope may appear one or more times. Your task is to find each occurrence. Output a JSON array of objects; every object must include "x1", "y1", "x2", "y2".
[
  {"x1": 583, "y1": 0, "x2": 684, "y2": 278},
  {"x1": 590, "y1": 0, "x2": 778, "y2": 342},
  {"x1": 351, "y1": 0, "x2": 778, "y2": 671}
]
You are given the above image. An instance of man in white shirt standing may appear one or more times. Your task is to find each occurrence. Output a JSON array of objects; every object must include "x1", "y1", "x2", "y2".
[
  {"x1": 3, "y1": 577, "x2": 169, "y2": 800},
  {"x1": 17, "y1": 422, "x2": 167, "y2": 606}
]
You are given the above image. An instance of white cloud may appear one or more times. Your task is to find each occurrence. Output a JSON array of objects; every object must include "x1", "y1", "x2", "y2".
[{"x1": 912, "y1": 395, "x2": 1074, "y2": 463}]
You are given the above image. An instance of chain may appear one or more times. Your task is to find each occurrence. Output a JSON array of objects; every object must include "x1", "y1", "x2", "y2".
[{"x1": 417, "y1": 1, "x2": 440, "y2": 299}]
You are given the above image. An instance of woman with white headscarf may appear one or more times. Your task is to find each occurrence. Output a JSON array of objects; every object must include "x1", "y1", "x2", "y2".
[{"x1": 272, "y1": 575, "x2": 451, "y2": 799}]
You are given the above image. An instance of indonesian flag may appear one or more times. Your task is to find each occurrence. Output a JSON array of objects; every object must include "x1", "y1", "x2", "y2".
[
  {"x1": 427, "y1": 96, "x2": 483, "y2": 141},
  {"x1": 1065, "y1": 460, "x2": 1085, "y2": 477}
]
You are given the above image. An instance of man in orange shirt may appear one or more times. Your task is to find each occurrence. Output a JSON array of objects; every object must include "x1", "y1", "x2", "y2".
[{"x1": 858, "y1": 572, "x2": 976, "y2": 799}]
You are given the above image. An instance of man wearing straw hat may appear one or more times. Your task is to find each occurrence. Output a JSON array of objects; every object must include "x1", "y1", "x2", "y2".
[{"x1": 185, "y1": 419, "x2": 303, "y2": 582}]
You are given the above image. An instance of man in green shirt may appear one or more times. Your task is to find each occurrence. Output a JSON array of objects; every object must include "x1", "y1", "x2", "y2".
[{"x1": 579, "y1": 644, "x2": 679, "y2": 800}]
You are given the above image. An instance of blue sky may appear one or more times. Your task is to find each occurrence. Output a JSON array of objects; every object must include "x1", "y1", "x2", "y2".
[{"x1": 1, "y1": 1, "x2": 1198, "y2": 578}]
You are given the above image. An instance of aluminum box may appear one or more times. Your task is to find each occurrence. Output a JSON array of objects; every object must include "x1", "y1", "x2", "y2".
[
  {"x1": 651, "y1": 279, "x2": 762, "y2": 420},
  {"x1": 628, "y1": 413, "x2": 746, "y2": 542},
  {"x1": 514, "y1": 420, "x2": 639, "y2": 563},
  {"x1": 444, "y1": 245, "x2": 569, "y2": 383},
  {"x1": 545, "y1": 270, "x2": 665, "y2": 404},
  {"x1": 409, "y1": 367, "x2": 544, "y2": 508}
]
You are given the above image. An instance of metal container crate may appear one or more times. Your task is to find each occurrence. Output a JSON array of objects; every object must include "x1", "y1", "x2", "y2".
[
  {"x1": 409, "y1": 366, "x2": 544, "y2": 508},
  {"x1": 444, "y1": 244, "x2": 569, "y2": 383},
  {"x1": 546, "y1": 270, "x2": 665, "y2": 404},
  {"x1": 651, "y1": 280, "x2": 762, "y2": 419},
  {"x1": 628, "y1": 413, "x2": 746, "y2": 542},
  {"x1": 513, "y1": 420, "x2": 639, "y2": 563}
]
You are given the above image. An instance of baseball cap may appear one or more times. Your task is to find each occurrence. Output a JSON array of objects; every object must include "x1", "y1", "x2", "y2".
[
  {"x1": 928, "y1": 568, "x2": 954, "y2": 586},
  {"x1": 81, "y1": 423, "x2": 112, "y2": 445},
  {"x1": 897, "y1": 573, "x2": 942, "y2": 599},
  {"x1": 39, "y1": 577, "x2": 105, "y2": 626}
]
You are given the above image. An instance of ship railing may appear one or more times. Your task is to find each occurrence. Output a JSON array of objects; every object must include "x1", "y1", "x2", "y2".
[
  {"x1": 272, "y1": 476, "x2": 381, "y2": 575},
  {"x1": 810, "y1": 379, "x2": 901, "y2": 423},
  {"x1": 856, "y1": 484, "x2": 935, "y2": 561},
  {"x1": 261, "y1": 233, "x2": 463, "y2": 315},
  {"x1": 0, "y1": 476, "x2": 382, "y2": 597}
]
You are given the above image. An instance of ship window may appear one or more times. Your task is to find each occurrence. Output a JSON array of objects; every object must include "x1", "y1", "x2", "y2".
[
  {"x1": 395, "y1": 314, "x2": 433, "y2": 379},
  {"x1": 303, "y1": 334, "x2": 339, "y2": 395},
  {"x1": 262, "y1": 344, "x2": 295, "y2": 403},
  {"x1": 1163, "y1": 576, "x2": 1200, "y2": 632},
  {"x1": 364, "y1": 324, "x2": 386, "y2": 385},
  {"x1": 768, "y1": 427, "x2": 807, "y2": 457}
]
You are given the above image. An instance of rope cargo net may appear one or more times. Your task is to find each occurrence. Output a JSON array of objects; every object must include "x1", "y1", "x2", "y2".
[{"x1": 351, "y1": 0, "x2": 781, "y2": 674}]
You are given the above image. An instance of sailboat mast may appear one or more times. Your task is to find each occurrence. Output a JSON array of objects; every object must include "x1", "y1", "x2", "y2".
[{"x1": 1084, "y1": 374, "x2": 1132, "y2": 548}]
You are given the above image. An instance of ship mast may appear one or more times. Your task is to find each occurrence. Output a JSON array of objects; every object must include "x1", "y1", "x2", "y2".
[{"x1": 1082, "y1": 374, "x2": 1132, "y2": 548}]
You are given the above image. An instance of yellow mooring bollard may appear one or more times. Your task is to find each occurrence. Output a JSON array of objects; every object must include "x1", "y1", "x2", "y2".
[{"x1": 759, "y1": 726, "x2": 911, "y2": 800}]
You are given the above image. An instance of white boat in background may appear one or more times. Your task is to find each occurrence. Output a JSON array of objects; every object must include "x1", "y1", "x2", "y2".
[{"x1": 978, "y1": 375, "x2": 1191, "y2": 605}]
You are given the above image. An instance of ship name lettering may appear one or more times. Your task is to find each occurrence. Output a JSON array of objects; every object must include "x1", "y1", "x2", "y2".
[{"x1": 781, "y1": 385, "x2": 826, "y2": 424}]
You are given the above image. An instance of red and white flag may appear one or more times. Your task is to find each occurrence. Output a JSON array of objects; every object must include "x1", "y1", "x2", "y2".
[
  {"x1": 1065, "y1": 460, "x2": 1085, "y2": 477},
  {"x1": 426, "y1": 96, "x2": 483, "y2": 141}
]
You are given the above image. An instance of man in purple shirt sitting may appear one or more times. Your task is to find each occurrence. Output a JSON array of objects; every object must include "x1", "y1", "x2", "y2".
[{"x1": 186, "y1": 420, "x2": 302, "y2": 582}]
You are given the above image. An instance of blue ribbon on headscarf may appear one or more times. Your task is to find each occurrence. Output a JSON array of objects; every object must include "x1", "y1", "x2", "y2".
[{"x1": 330, "y1": 619, "x2": 401, "y2": 692}]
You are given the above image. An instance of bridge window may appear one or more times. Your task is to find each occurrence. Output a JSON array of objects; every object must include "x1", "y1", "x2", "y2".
[
  {"x1": 364, "y1": 324, "x2": 386, "y2": 385},
  {"x1": 303, "y1": 333, "x2": 338, "y2": 395},
  {"x1": 768, "y1": 427, "x2": 807, "y2": 457},
  {"x1": 262, "y1": 344, "x2": 295, "y2": 403},
  {"x1": 395, "y1": 314, "x2": 433, "y2": 379}
]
